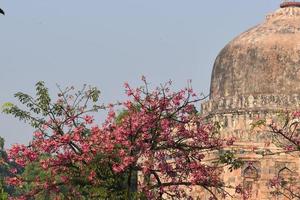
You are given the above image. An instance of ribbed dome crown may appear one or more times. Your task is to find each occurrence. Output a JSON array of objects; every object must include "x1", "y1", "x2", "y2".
[{"x1": 210, "y1": 5, "x2": 300, "y2": 100}]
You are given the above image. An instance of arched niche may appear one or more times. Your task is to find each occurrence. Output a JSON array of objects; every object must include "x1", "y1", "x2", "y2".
[
  {"x1": 278, "y1": 167, "x2": 295, "y2": 182},
  {"x1": 243, "y1": 165, "x2": 259, "y2": 191},
  {"x1": 244, "y1": 166, "x2": 259, "y2": 180}
]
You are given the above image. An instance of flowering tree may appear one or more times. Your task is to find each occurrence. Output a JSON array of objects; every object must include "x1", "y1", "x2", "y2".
[
  {"x1": 252, "y1": 112, "x2": 300, "y2": 199},
  {"x1": 3, "y1": 80, "x2": 239, "y2": 199},
  {"x1": 3, "y1": 82, "x2": 112, "y2": 199},
  {"x1": 103, "y1": 79, "x2": 242, "y2": 199}
]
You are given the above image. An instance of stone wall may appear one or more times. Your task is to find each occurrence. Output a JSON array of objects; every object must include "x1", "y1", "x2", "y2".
[{"x1": 199, "y1": 94, "x2": 300, "y2": 199}]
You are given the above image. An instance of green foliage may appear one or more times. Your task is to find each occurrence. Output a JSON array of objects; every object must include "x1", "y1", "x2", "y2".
[
  {"x1": 0, "y1": 181, "x2": 8, "y2": 200},
  {"x1": 76, "y1": 153, "x2": 138, "y2": 199},
  {"x1": 36, "y1": 82, "x2": 51, "y2": 110},
  {"x1": 115, "y1": 109, "x2": 130, "y2": 125},
  {"x1": 16, "y1": 160, "x2": 52, "y2": 200},
  {"x1": 219, "y1": 150, "x2": 244, "y2": 172},
  {"x1": 250, "y1": 119, "x2": 266, "y2": 130},
  {"x1": 1, "y1": 81, "x2": 102, "y2": 130},
  {"x1": 115, "y1": 104, "x2": 142, "y2": 125},
  {"x1": 0, "y1": 138, "x2": 4, "y2": 151},
  {"x1": 1, "y1": 81, "x2": 54, "y2": 128},
  {"x1": 0, "y1": 137, "x2": 15, "y2": 198},
  {"x1": 0, "y1": 157, "x2": 8, "y2": 200},
  {"x1": 2, "y1": 101, "x2": 38, "y2": 127}
]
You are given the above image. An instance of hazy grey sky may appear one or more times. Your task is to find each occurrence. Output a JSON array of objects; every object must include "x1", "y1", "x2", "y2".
[{"x1": 0, "y1": 1, "x2": 282, "y2": 147}]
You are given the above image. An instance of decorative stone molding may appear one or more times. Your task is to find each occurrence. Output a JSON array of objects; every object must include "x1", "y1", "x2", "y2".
[{"x1": 201, "y1": 94, "x2": 300, "y2": 115}]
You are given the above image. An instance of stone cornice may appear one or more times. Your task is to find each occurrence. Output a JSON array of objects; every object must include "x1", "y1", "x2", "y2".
[{"x1": 201, "y1": 94, "x2": 300, "y2": 115}]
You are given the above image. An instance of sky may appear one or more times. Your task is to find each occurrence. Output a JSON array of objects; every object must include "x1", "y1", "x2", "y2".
[{"x1": 0, "y1": 0, "x2": 282, "y2": 148}]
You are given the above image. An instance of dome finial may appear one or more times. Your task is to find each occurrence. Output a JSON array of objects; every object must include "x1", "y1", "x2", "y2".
[{"x1": 280, "y1": 0, "x2": 300, "y2": 8}]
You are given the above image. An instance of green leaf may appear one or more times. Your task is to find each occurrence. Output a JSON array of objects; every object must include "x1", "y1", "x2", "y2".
[
  {"x1": 250, "y1": 119, "x2": 266, "y2": 130},
  {"x1": 1, "y1": 102, "x2": 14, "y2": 114}
]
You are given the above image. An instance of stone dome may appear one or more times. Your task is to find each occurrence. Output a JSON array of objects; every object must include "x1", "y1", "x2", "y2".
[{"x1": 210, "y1": 4, "x2": 300, "y2": 100}]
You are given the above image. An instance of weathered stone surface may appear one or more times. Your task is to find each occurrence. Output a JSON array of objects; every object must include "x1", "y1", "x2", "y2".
[{"x1": 210, "y1": 6, "x2": 300, "y2": 100}]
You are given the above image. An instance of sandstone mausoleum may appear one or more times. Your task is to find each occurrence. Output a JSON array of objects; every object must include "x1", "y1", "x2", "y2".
[{"x1": 201, "y1": 1, "x2": 300, "y2": 199}]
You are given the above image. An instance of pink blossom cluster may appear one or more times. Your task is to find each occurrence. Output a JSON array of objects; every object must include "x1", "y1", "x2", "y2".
[{"x1": 6, "y1": 80, "x2": 235, "y2": 199}]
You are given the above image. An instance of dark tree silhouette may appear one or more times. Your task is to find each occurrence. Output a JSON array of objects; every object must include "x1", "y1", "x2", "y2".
[{"x1": 0, "y1": 8, "x2": 4, "y2": 15}]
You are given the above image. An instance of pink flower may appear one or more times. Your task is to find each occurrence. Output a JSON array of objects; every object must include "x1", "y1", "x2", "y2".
[
  {"x1": 61, "y1": 176, "x2": 69, "y2": 183},
  {"x1": 292, "y1": 111, "x2": 300, "y2": 118},
  {"x1": 84, "y1": 115, "x2": 94, "y2": 124},
  {"x1": 112, "y1": 164, "x2": 125, "y2": 173},
  {"x1": 9, "y1": 168, "x2": 17, "y2": 174},
  {"x1": 284, "y1": 145, "x2": 295, "y2": 151},
  {"x1": 81, "y1": 143, "x2": 90, "y2": 153},
  {"x1": 73, "y1": 132, "x2": 81, "y2": 141},
  {"x1": 61, "y1": 134, "x2": 71, "y2": 143},
  {"x1": 226, "y1": 137, "x2": 236, "y2": 146},
  {"x1": 5, "y1": 177, "x2": 22, "y2": 186},
  {"x1": 124, "y1": 82, "x2": 129, "y2": 88},
  {"x1": 33, "y1": 131, "x2": 43, "y2": 139},
  {"x1": 88, "y1": 170, "x2": 96, "y2": 182}
]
